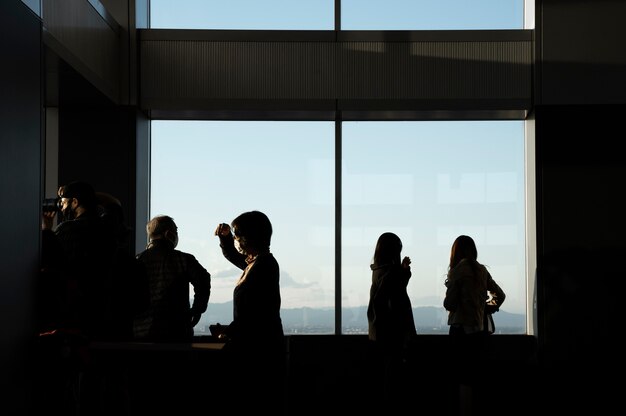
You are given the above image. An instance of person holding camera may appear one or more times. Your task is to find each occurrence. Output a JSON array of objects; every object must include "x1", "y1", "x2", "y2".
[
  {"x1": 41, "y1": 181, "x2": 119, "y2": 337},
  {"x1": 39, "y1": 181, "x2": 126, "y2": 415}
]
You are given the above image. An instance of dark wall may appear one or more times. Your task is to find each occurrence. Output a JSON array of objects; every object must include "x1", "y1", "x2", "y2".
[
  {"x1": 539, "y1": 0, "x2": 626, "y2": 105},
  {"x1": 58, "y1": 105, "x2": 140, "y2": 254},
  {"x1": 533, "y1": 1, "x2": 626, "y2": 411},
  {"x1": 0, "y1": 0, "x2": 42, "y2": 413},
  {"x1": 535, "y1": 104, "x2": 625, "y2": 412}
]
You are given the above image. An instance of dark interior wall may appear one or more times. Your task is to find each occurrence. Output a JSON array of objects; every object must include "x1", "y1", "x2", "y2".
[
  {"x1": 534, "y1": 104, "x2": 625, "y2": 411},
  {"x1": 0, "y1": 0, "x2": 42, "y2": 413},
  {"x1": 536, "y1": 105, "x2": 626, "y2": 254},
  {"x1": 534, "y1": 2, "x2": 626, "y2": 411},
  {"x1": 58, "y1": 105, "x2": 140, "y2": 253},
  {"x1": 539, "y1": 0, "x2": 626, "y2": 105}
]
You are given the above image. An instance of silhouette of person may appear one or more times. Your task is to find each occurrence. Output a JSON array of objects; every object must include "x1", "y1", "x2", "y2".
[
  {"x1": 213, "y1": 210, "x2": 285, "y2": 413},
  {"x1": 41, "y1": 181, "x2": 120, "y2": 338},
  {"x1": 367, "y1": 232, "x2": 416, "y2": 412},
  {"x1": 133, "y1": 215, "x2": 211, "y2": 342},
  {"x1": 95, "y1": 191, "x2": 150, "y2": 342},
  {"x1": 442, "y1": 234, "x2": 506, "y2": 414},
  {"x1": 75, "y1": 192, "x2": 151, "y2": 415},
  {"x1": 39, "y1": 181, "x2": 122, "y2": 415},
  {"x1": 443, "y1": 235, "x2": 505, "y2": 337}
]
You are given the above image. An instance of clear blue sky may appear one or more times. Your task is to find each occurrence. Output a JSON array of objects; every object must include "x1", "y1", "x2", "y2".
[
  {"x1": 150, "y1": 0, "x2": 525, "y2": 30},
  {"x1": 150, "y1": 120, "x2": 527, "y2": 318}
]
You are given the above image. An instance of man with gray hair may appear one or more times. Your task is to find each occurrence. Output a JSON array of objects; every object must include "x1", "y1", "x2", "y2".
[{"x1": 133, "y1": 215, "x2": 211, "y2": 342}]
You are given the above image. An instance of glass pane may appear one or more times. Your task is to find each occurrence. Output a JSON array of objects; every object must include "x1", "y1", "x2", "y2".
[
  {"x1": 341, "y1": 0, "x2": 524, "y2": 30},
  {"x1": 342, "y1": 121, "x2": 526, "y2": 334},
  {"x1": 150, "y1": 121, "x2": 336, "y2": 335},
  {"x1": 150, "y1": 0, "x2": 334, "y2": 30}
]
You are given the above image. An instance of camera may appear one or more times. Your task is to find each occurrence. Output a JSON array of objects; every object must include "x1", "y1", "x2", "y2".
[{"x1": 42, "y1": 197, "x2": 61, "y2": 213}]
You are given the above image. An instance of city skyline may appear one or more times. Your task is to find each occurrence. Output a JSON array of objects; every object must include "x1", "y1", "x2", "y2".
[{"x1": 195, "y1": 300, "x2": 526, "y2": 335}]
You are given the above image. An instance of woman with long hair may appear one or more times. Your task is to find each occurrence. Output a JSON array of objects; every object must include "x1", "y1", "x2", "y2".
[
  {"x1": 367, "y1": 232, "x2": 416, "y2": 411},
  {"x1": 443, "y1": 235, "x2": 505, "y2": 336}
]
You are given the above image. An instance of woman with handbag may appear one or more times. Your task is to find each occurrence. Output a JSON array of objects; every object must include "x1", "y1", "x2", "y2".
[
  {"x1": 443, "y1": 235, "x2": 505, "y2": 336},
  {"x1": 442, "y1": 234, "x2": 506, "y2": 414}
]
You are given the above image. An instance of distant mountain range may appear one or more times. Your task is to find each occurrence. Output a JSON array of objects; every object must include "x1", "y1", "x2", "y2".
[{"x1": 198, "y1": 301, "x2": 526, "y2": 335}]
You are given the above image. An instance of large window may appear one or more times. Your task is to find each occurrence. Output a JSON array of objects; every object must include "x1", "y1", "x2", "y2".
[
  {"x1": 340, "y1": 121, "x2": 527, "y2": 334},
  {"x1": 148, "y1": 0, "x2": 533, "y2": 336},
  {"x1": 150, "y1": 120, "x2": 529, "y2": 335},
  {"x1": 150, "y1": 0, "x2": 527, "y2": 30},
  {"x1": 150, "y1": 121, "x2": 336, "y2": 334},
  {"x1": 341, "y1": 0, "x2": 525, "y2": 30},
  {"x1": 149, "y1": 0, "x2": 335, "y2": 30}
]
